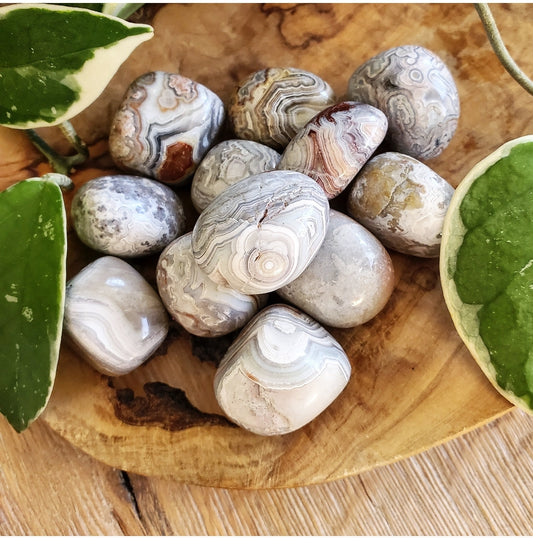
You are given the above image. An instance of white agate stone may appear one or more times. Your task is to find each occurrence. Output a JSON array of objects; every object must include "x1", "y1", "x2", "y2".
[
  {"x1": 278, "y1": 101, "x2": 388, "y2": 199},
  {"x1": 347, "y1": 152, "x2": 454, "y2": 257},
  {"x1": 64, "y1": 256, "x2": 169, "y2": 376},
  {"x1": 191, "y1": 170, "x2": 330, "y2": 295},
  {"x1": 347, "y1": 45, "x2": 460, "y2": 160},
  {"x1": 214, "y1": 304, "x2": 351, "y2": 436},
  {"x1": 71, "y1": 174, "x2": 186, "y2": 258},
  {"x1": 190, "y1": 139, "x2": 281, "y2": 213},
  {"x1": 277, "y1": 210, "x2": 395, "y2": 328},
  {"x1": 156, "y1": 232, "x2": 268, "y2": 337},
  {"x1": 109, "y1": 71, "x2": 225, "y2": 185}
]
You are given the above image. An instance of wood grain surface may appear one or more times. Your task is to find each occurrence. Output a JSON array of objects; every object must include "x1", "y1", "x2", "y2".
[
  {"x1": 1, "y1": 409, "x2": 533, "y2": 534},
  {"x1": 1, "y1": 2, "x2": 533, "y2": 532}
]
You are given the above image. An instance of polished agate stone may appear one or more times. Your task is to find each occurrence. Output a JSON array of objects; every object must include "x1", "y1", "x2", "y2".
[
  {"x1": 109, "y1": 71, "x2": 225, "y2": 185},
  {"x1": 277, "y1": 101, "x2": 388, "y2": 199},
  {"x1": 64, "y1": 256, "x2": 169, "y2": 376},
  {"x1": 347, "y1": 45, "x2": 460, "y2": 160},
  {"x1": 277, "y1": 210, "x2": 395, "y2": 328},
  {"x1": 229, "y1": 67, "x2": 335, "y2": 150},
  {"x1": 156, "y1": 233, "x2": 267, "y2": 337},
  {"x1": 190, "y1": 139, "x2": 281, "y2": 213},
  {"x1": 191, "y1": 170, "x2": 330, "y2": 295},
  {"x1": 214, "y1": 304, "x2": 351, "y2": 436},
  {"x1": 347, "y1": 152, "x2": 454, "y2": 257},
  {"x1": 71, "y1": 174, "x2": 186, "y2": 258}
]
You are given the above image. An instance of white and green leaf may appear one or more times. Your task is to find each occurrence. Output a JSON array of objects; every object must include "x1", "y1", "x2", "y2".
[
  {"x1": 0, "y1": 177, "x2": 67, "y2": 432},
  {"x1": 0, "y1": 3, "x2": 153, "y2": 129}
]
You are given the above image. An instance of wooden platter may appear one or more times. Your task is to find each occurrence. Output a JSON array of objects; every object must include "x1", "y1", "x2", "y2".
[{"x1": 3, "y1": 3, "x2": 533, "y2": 489}]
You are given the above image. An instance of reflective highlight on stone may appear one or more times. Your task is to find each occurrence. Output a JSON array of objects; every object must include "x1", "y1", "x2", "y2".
[
  {"x1": 190, "y1": 139, "x2": 281, "y2": 213},
  {"x1": 347, "y1": 152, "x2": 454, "y2": 257},
  {"x1": 277, "y1": 210, "x2": 395, "y2": 328},
  {"x1": 347, "y1": 45, "x2": 460, "y2": 160},
  {"x1": 191, "y1": 170, "x2": 330, "y2": 295},
  {"x1": 156, "y1": 233, "x2": 268, "y2": 337},
  {"x1": 229, "y1": 67, "x2": 336, "y2": 150},
  {"x1": 109, "y1": 71, "x2": 225, "y2": 185},
  {"x1": 277, "y1": 101, "x2": 388, "y2": 199},
  {"x1": 71, "y1": 174, "x2": 186, "y2": 258},
  {"x1": 64, "y1": 256, "x2": 169, "y2": 376},
  {"x1": 214, "y1": 304, "x2": 351, "y2": 436}
]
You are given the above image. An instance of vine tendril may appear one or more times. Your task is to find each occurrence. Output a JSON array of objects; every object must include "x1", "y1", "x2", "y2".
[{"x1": 475, "y1": 3, "x2": 533, "y2": 96}]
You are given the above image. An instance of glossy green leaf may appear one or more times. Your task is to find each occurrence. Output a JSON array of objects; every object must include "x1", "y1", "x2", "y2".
[
  {"x1": 0, "y1": 3, "x2": 153, "y2": 129},
  {"x1": 0, "y1": 178, "x2": 67, "y2": 431},
  {"x1": 440, "y1": 136, "x2": 533, "y2": 413}
]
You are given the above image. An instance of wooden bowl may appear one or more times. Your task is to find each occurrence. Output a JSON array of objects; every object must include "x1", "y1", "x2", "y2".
[{"x1": 4, "y1": 3, "x2": 533, "y2": 489}]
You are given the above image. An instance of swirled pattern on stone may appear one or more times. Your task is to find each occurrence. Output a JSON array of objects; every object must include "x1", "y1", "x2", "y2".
[
  {"x1": 109, "y1": 71, "x2": 225, "y2": 185},
  {"x1": 156, "y1": 232, "x2": 268, "y2": 337},
  {"x1": 346, "y1": 152, "x2": 454, "y2": 257},
  {"x1": 277, "y1": 101, "x2": 388, "y2": 199},
  {"x1": 347, "y1": 45, "x2": 460, "y2": 160},
  {"x1": 190, "y1": 139, "x2": 281, "y2": 213},
  {"x1": 191, "y1": 170, "x2": 330, "y2": 295},
  {"x1": 64, "y1": 256, "x2": 169, "y2": 376},
  {"x1": 214, "y1": 303, "x2": 351, "y2": 436},
  {"x1": 277, "y1": 210, "x2": 395, "y2": 328},
  {"x1": 71, "y1": 174, "x2": 186, "y2": 258},
  {"x1": 229, "y1": 67, "x2": 336, "y2": 150}
]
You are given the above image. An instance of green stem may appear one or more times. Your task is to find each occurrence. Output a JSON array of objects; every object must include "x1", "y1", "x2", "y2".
[
  {"x1": 475, "y1": 3, "x2": 533, "y2": 96},
  {"x1": 26, "y1": 121, "x2": 89, "y2": 175},
  {"x1": 40, "y1": 173, "x2": 75, "y2": 191}
]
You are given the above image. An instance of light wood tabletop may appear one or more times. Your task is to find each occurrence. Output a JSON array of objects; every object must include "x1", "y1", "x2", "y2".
[
  {"x1": 1, "y1": 3, "x2": 533, "y2": 535},
  {"x1": 1, "y1": 409, "x2": 533, "y2": 534}
]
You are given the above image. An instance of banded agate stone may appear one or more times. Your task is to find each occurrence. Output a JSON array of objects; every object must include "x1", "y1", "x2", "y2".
[
  {"x1": 277, "y1": 210, "x2": 395, "y2": 328},
  {"x1": 109, "y1": 71, "x2": 225, "y2": 185},
  {"x1": 214, "y1": 304, "x2": 351, "y2": 436},
  {"x1": 277, "y1": 101, "x2": 388, "y2": 199},
  {"x1": 347, "y1": 45, "x2": 460, "y2": 160},
  {"x1": 64, "y1": 256, "x2": 169, "y2": 376},
  {"x1": 191, "y1": 170, "x2": 329, "y2": 295},
  {"x1": 156, "y1": 233, "x2": 267, "y2": 337},
  {"x1": 229, "y1": 67, "x2": 335, "y2": 150},
  {"x1": 190, "y1": 139, "x2": 281, "y2": 213}
]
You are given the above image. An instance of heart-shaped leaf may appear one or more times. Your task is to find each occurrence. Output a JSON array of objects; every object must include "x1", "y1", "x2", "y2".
[
  {"x1": 0, "y1": 3, "x2": 153, "y2": 129},
  {"x1": 0, "y1": 177, "x2": 67, "y2": 431}
]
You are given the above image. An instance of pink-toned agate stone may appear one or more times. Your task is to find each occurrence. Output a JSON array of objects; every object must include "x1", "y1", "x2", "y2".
[
  {"x1": 277, "y1": 101, "x2": 388, "y2": 199},
  {"x1": 109, "y1": 71, "x2": 225, "y2": 186}
]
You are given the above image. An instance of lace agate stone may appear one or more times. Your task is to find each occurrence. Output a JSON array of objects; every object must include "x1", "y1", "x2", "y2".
[
  {"x1": 347, "y1": 152, "x2": 454, "y2": 257},
  {"x1": 64, "y1": 256, "x2": 169, "y2": 376},
  {"x1": 190, "y1": 139, "x2": 281, "y2": 213},
  {"x1": 156, "y1": 233, "x2": 267, "y2": 337},
  {"x1": 229, "y1": 67, "x2": 336, "y2": 150},
  {"x1": 191, "y1": 170, "x2": 330, "y2": 295},
  {"x1": 347, "y1": 45, "x2": 460, "y2": 160},
  {"x1": 214, "y1": 304, "x2": 351, "y2": 436},
  {"x1": 71, "y1": 175, "x2": 186, "y2": 258},
  {"x1": 109, "y1": 71, "x2": 225, "y2": 185},
  {"x1": 277, "y1": 101, "x2": 388, "y2": 199},
  {"x1": 277, "y1": 210, "x2": 395, "y2": 328}
]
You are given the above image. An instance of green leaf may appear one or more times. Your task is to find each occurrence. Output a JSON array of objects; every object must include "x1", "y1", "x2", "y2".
[
  {"x1": 440, "y1": 136, "x2": 533, "y2": 414},
  {"x1": 0, "y1": 3, "x2": 153, "y2": 129},
  {"x1": 0, "y1": 178, "x2": 67, "y2": 431}
]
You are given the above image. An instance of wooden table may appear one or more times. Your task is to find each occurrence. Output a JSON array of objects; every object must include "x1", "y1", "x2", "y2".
[
  {"x1": 2, "y1": 3, "x2": 533, "y2": 534},
  {"x1": 1, "y1": 409, "x2": 532, "y2": 534}
]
